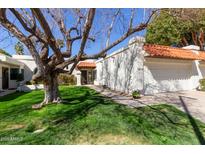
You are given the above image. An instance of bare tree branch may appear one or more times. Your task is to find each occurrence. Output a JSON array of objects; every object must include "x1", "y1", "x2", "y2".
[
  {"x1": 32, "y1": 8, "x2": 63, "y2": 61},
  {"x1": 9, "y1": 9, "x2": 46, "y2": 44},
  {"x1": 55, "y1": 55, "x2": 77, "y2": 70},
  {"x1": 83, "y1": 9, "x2": 159, "y2": 59},
  {"x1": 0, "y1": 8, "x2": 45, "y2": 80},
  {"x1": 129, "y1": 8, "x2": 135, "y2": 29},
  {"x1": 106, "y1": 9, "x2": 120, "y2": 47},
  {"x1": 69, "y1": 8, "x2": 96, "y2": 73},
  {"x1": 47, "y1": 9, "x2": 67, "y2": 38}
]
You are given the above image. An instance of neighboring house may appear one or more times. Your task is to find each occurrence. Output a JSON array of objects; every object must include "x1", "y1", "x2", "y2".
[
  {"x1": 12, "y1": 55, "x2": 37, "y2": 82},
  {"x1": 64, "y1": 60, "x2": 96, "y2": 86},
  {"x1": 0, "y1": 54, "x2": 36, "y2": 91},
  {"x1": 0, "y1": 53, "x2": 96, "y2": 90},
  {"x1": 95, "y1": 36, "x2": 205, "y2": 95},
  {"x1": 0, "y1": 54, "x2": 24, "y2": 90}
]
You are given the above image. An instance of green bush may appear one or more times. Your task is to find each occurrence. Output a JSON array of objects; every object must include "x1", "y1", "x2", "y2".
[
  {"x1": 25, "y1": 81, "x2": 32, "y2": 85},
  {"x1": 132, "y1": 90, "x2": 141, "y2": 99},
  {"x1": 58, "y1": 74, "x2": 77, "y2": 85},
  {"x1": 199, "y1": 79, "x2": 205, "y2": 91},
  {"x1": 28, "y1": 80, "x2": 43, "y2": 85}
]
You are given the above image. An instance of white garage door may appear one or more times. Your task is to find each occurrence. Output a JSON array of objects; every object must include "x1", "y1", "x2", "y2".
[{"x1": 144, "y1": 61, "x2": 193, "y2": 94}]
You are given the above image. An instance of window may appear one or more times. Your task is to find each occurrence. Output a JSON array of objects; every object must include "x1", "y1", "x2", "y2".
[
  {"x1": 10, "y1": 68, "x2": 19, "y2": 80},
  {"x1": 10, "y1": 68, "x2": 24, "y2": 81}
]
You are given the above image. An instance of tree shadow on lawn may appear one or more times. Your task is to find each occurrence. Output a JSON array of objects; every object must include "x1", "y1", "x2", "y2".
[
  {"x1": 134, "y1": 97, "x2": 205, "y2": 145},
  {"x1": 48, "y1": 89, "x2": 205, "y2": 144},
  {"x1": 0, "y1": 92, "x2": 30, "y2": 102},
  {"x1": 52, "y1": 90, "x2": 110, "y2": 125},
  {"x1": 1, "y1": 86, "x2": 205, "y2": 144},
  {"x1": 0, "y1": 91, "x2": 44, "y2": 120}
]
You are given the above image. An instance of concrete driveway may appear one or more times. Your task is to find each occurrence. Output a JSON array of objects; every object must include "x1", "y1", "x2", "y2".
[
  {"x1": 88, "y1": 85, "x2": 205, "y2": 123},
  {"x1": 149, "y1": 90, "x2": 205, "y2": 123}
]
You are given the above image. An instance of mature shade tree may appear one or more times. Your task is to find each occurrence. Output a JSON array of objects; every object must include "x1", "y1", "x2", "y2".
[
  {"x1": 146, "y1": 9, "x2": 205, "y2": 50},
  {"x1": 15, "y1": 41, "x2": 24, "y2": 55},
  {"x1": 0, "y1": 8, "x2": 158, "y2": 109}
]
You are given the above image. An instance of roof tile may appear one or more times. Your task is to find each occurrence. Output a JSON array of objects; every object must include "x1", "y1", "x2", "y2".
[
  {"x1": 144, "y1": 44, "x2": 205, "y2": 60},
  {"x1": 77, "y1": 61, "x2": 96, "y2": 69}
]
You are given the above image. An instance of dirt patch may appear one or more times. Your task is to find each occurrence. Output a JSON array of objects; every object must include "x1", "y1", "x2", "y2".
[
  {"x1": 4, "y1": 124, "x2": 25, "y2": 131},
  {"x1": 73, "y1": 134, "x2": 148, "y2": 144}
]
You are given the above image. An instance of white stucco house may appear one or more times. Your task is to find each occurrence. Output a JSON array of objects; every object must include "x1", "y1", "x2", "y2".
[
  {"x1": 0, "y1": 54, "x2": 36, "y2": 91},
  {"x1": 95, "y1": 36, "x2": 205, "y2": 95},
  {"x1": 0, "y1": 53, "x2": 97, "y2": 91},
  {"x1": 1, "y1": 36, "x2": 205, "y2": 95}
]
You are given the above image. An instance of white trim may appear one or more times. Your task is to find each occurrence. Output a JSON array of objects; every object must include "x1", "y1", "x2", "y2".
[
  {"x1": 144, "y1": 57, "x2": 194, "y2": 65},
  {"x1": 12, "y1": 55, "x2": 34, "y2": 60},
  {"x1": 0, "y1": 55, "x2": 24, "y2": 66}
]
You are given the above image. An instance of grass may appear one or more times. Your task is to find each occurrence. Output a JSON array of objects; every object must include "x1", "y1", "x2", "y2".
[{"x1": 0, "y1": 86, "x2": 205, "y2": 144}]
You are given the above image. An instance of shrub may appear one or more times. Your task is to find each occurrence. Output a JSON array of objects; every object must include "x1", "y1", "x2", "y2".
[
  {"x1": 30, "y1": 80, "x2": 41, "y2": 85},
  {"x1": 58, "y1": 74, "x2": 77, "y2": 85},
  {"x1": 199, "y1": 79, "x2": 205, "y2": 91},
  {"x1": 25, "y1": 81, "x2": 32, "y2": 85},
  {"x1": 132, "y1": 90, "x2": 141, "y2": 99}
]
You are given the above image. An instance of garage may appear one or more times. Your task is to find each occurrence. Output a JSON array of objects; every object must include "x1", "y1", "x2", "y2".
[{"x1": 143, "y1": 58, "x2": 194, "y2": 94}]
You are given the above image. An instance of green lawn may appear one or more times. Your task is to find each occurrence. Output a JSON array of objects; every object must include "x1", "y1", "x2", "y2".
[{"x1": 0, "y1": 86, "x2": 205, "y2": 144}]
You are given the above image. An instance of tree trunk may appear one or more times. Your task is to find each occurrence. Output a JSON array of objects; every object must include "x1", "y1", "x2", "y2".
[
  {"x1": 32, "y1": 73, "x2": 61, "y2": 109},
  {"x1": 191, "y1": 31, "x2": 198, "y2": 45},
  {"x1": 198, "y1": 30, "x2": 204, "y2": 51},
  {"x1": 181, "y1": 36, "x2": 189, "y2": 46}
]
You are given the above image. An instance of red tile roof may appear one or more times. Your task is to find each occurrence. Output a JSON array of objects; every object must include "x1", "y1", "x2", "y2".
[
  {"x1": 77, "y1": 61, "x2": 96, "y2": 69},
  {"x1": 143, "y1": 44, "x2": 205, "y2": 60}
]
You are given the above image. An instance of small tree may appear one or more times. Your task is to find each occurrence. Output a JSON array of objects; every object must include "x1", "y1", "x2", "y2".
[
  {"x1": 146, "y1": 9, "x2": 205, "y2": 50},
  {"x1": 0, "y1": 8, "x2": 158, "y2": 109},
  {"x1": 15, "y1": 41, "x2": 24, "y2": 55}
]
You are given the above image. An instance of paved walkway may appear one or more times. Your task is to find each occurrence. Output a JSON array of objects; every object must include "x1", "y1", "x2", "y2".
[{"x1": 87, "y1": 85, "x2": 205, "y2": 123}]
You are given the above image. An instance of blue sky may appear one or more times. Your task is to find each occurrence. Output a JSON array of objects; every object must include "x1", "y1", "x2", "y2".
[{"x1": 0, "y1": 8, "x2": 146, "y2": 56}]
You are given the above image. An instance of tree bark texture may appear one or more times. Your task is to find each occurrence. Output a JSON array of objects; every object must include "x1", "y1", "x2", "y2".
[{"x1": 32, "y1": 73, "x2": 61, "y2": 109}]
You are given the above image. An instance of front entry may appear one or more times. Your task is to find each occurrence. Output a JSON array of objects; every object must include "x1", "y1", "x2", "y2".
[
  {"x1": 81, "y1": 69, "x2": 96, "y2": 85},
  {"x1": 81, "y1": 70, "x2": 87, "y2": 85},
  {"x1": 2, "y1": 67, "x2": 9, "y2": 89}
]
